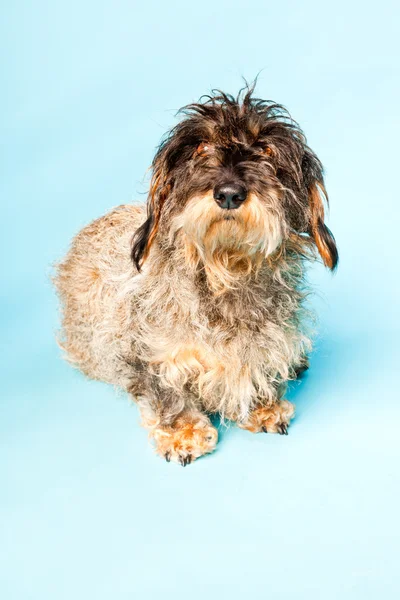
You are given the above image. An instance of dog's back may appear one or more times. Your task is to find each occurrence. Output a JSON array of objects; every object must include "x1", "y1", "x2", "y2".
[{"x1": 54, "y1": 204, "x2": 145, "y2": 385}]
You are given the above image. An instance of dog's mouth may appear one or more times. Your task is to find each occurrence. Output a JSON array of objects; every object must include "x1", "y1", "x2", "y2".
[
  {"x1": 211, "y1": 209, "x2": 243, "y2": 229},
  {"x1": 215, "y1": 203, "x2": 244, "y2": 222},
  {"x1": 172, "y1": 191, "x2": 283, "y2": 258}
]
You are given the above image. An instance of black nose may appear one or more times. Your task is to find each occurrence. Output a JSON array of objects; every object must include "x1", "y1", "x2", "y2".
[{"x1": 213, "y1": 183, "x2": 247, "y2": 209}]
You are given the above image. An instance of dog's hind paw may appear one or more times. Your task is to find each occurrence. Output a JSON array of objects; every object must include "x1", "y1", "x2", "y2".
[
  {"x1": 150, "y1": 414, "x2": 218, "y2": 466},
  {"x1": 238, "y1": 400, "x2": 295, "y2": 435}
]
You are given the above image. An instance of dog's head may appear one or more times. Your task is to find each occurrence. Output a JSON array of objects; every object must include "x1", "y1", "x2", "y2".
[{"x1": 132, "y1": 86, "x2": 338, "y2": 289}]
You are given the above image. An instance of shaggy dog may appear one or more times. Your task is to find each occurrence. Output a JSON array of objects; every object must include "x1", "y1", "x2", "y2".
[{"x1": 54, "y1": 86, "x2": 338, "y2": 466}]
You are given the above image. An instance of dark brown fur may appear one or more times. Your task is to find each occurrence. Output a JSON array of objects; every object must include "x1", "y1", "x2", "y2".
[
  {"x1": 132, "y1": 85, "x2": 338, "y2": 272},
  {"x1": 54, "y1": 84, "x2": 338, "y2": 465}
]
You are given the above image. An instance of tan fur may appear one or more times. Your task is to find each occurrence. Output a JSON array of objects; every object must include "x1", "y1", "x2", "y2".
[
  {"x1": 148, "y1": 411, "x2": 218, "y2": 465},
  {"x1": 309, "y1": 182, "x2": 334, "y2": 269},
  {"x1": 54, "y1": 87, "x2": 338, "y2": 465},
  {"x1": 238, "y1": 400, "x2": 295, "y2": 434},
  {"x1": 169, "y1": 191, "x2": 284, "y2": 294},
  {"x1": 54, "y1": 200, "x2": 311, "y2": 462}
]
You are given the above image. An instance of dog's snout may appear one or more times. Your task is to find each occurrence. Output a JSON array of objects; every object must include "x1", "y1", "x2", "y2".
[{"x1": 213, "y1": 183, "x2": 247, "y2": 210}]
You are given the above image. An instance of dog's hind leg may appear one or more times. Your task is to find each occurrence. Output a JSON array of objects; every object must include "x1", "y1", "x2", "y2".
[{"x1": 293, "y1": 355, "x2": 309, "y2": 379}]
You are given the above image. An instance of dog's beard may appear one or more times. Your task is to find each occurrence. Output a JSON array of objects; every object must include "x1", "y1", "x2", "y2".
[{"x1": 170, "y1": 191, "x2": 284, "y2": 293}]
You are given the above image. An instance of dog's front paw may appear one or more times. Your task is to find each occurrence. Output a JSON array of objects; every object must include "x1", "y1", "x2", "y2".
[
  {"x1": 150, "y1": 416, "x2": 218, "y2": 466},
  {"x1": 239, "y1": 400, "x2": 295, "y2": 435}
]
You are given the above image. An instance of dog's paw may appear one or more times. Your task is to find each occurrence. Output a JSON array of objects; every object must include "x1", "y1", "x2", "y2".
[
  {"x1": 151, "y1": 418, "x2": 218, "y2": 466},
  {"x1": 239, "y1": 400, "x2": 295, "y2": 435}
]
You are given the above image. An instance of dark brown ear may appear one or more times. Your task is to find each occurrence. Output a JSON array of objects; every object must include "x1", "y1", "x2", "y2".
[
  {"x1": 302, "y1": 151, "x2": 338, "y2": 271},
  {"x1": 308, "y1": 181, "x2": 338, "y2": 270},
  {"x1": 131, "y1": 168, "x2": 170, "y2": 271}
]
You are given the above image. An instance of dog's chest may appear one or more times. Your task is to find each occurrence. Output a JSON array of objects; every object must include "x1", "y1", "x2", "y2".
[
  {"x1": 147, "y1": 309, "x2": 275, "y2": 399},
  {"x1": 136, "y1": 272, "x2": 297, "y2": 413}
]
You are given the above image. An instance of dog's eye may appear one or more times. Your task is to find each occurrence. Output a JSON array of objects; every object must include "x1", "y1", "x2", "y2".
[
  {"x1": 195, "y1": 142, "x2": 211, "y2": 156},
  {"x1": 264, "y1": 146, "x2": 273, "y2": 156}
]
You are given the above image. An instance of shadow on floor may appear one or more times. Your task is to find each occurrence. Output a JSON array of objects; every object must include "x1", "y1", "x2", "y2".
[{"x1": 212, "y1": 329, "x2": 395, "y2": 444}]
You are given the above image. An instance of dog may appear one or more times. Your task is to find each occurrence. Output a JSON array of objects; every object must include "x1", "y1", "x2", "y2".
[{"x1": 54, "y1": 85, "x2": 338, "y2": 466}]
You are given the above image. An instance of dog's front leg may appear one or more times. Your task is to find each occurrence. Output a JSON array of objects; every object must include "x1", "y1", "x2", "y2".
[
  {"x1": 149, "y1": 407, "x2": 218, "y2": 466},
  {"x1": 238, "y1": 399, "x2": 295, "y2": 435},
  {"x1": 129, "y1": 376, "x2": 218, "y2": 466}
]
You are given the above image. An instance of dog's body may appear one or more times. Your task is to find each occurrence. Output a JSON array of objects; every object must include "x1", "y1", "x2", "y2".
[{"x1": 54, "y1": 87, "x2": 337, "y2": 465}]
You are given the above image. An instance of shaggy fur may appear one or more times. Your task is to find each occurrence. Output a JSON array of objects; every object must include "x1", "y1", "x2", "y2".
[{"x1": 54, "y1": 85, "x2": 338, "y2": 466}]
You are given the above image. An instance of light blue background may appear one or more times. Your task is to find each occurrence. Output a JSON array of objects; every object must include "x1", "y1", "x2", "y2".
[{"x1": 1, "y1": 1, "x2": 399, "y2": 598}]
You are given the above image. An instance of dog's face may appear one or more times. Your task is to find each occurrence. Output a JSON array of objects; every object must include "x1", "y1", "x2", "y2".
[{"x1": 132, "y1": 88, "x2": 338, "y2": 288}]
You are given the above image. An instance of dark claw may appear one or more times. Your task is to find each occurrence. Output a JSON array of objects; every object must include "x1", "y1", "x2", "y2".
[
  {"x1": 165, "y1": 451, "x2": 171, "y2": 462},
  {"x1": 279, "y1": 423, "x2": 289, "y2": 435},
  {"x1": 179, "y1": 454, "x2": 192, "y2": 467},
  {"x1": 262, "y1": 426, "x2": 268, "y2": 433}
]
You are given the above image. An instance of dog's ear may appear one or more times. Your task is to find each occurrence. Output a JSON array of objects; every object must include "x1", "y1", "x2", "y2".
[
  {"x1": 131, "y1": 160, "x2": 170, "y2": 271},
  {"x1": 302, "y1": 150, "x2": 338, "y2": 271}
]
